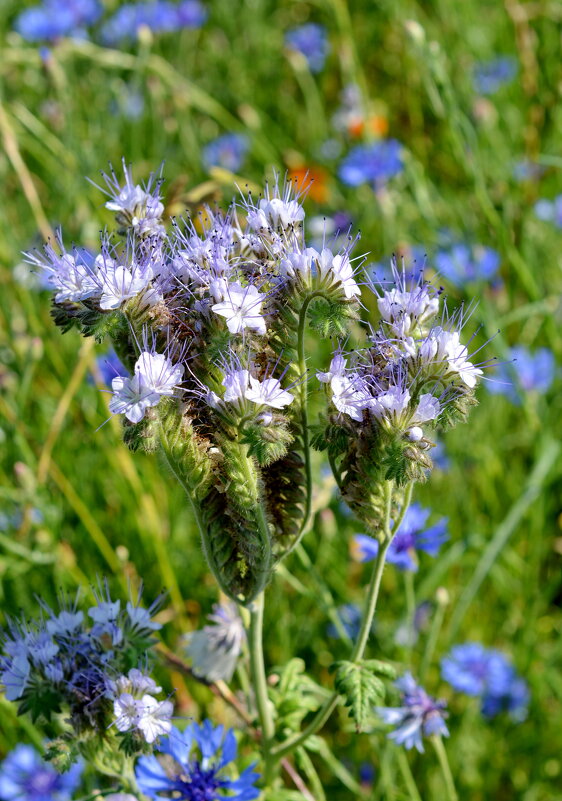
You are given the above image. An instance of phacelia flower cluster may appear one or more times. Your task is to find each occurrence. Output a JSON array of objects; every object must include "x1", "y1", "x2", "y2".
[
  {"x1": 441, "y1": 643, "x2": 529, "y2": 721},
  {"x1": 316, "y1": 260, "x2": 486, "y2": 532},
  {"x1": 135, "y1": 721, "x2": 260, "y2": 800},
  {"x1": 33, "y1": 161, "x2": 486, "y2": 601},
  {"x1": 0, "y1": 583, "x2": 165, "y2": 752},
  {"x1": 376, "y1": 672, "x2": 449, "y2": 752}
]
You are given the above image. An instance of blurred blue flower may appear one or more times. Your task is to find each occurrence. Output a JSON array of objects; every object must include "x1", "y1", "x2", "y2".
[
  {"x1": 101, "y1": 1, "x2": 207, "y2": 45},
  {"x1": 352, "y1": 504, "x2": 448, "y2": 572},
  {"x1": 441, "y1": 643, "x2": 529, "y2": 722},
  {"x1": 135, "y1": 721, "x2": 260, "y2": 800},
  {"x1": 94, "y1": 349, "x2": 127, "y2": 387},
  {"x1": 534, "y1": 195, "x2": 562, "y2": 228},
  {"x1": 473, "y1": 57, "x2": 517, "y2": 95},
  {"x1": 487, "y1": 346, "x2": 555, "y2": 403},
  {"x1": 203, "y1": 134, "x2": 249, "y2": 173},
  {"x1": 432, "y1": 440, "x2": 450, "y2": 471},
  {"x1": 513, "y1": 160, "x2": 544, "y2": 182},
  {"x1": 15, "y1": 0, "x2": 102, "y2": 42},
  {"x1": 376, "y1": 672, "x2": 449, "y2": 752},
  {"x1": 285, "y1": 24, "x2": 329, "y2": 73},
  {"x1": 435, "y1": 243, "x2": 500, "y2": 287},
  {"x1": 0, "y1": 744, "x2": 82, "y2": 801},
  {"x1": 327, "y1": 604, "x2": 362, "y2": 640},
  {"x1": 339, "y1": 140, "x2": 403, "y2": 187}
]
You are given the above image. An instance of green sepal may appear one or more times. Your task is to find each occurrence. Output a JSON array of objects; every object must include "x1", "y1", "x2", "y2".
[
  {"x1": 240, "y1": 417, "x2": 294, "y2": 466},
  {"x1": 43, "y1": 737, "x2": 81, "y2": 772},
  {"x1": 307, "y1": 296, "x2": 359, "y2": 339}
]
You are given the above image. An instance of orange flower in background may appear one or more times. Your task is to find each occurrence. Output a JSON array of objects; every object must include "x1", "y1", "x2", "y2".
[
  {"x1": 348, "y1": 114, "x2": 389, "y2": 139},
  {"x1": 288, "y1": 165, "x2": 329, "y2": 203}
]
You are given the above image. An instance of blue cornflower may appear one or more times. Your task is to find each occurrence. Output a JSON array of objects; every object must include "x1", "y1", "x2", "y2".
[
  {"x1": 0, "y1": 744, "x2": 83, "y2": 801},
  {"x1": 534, "y1": 195, "x2": 562, "y2": 228},
  {"x1": 441, "y1": 643, "x2": 529, "y2": 721},
  {"x1": 15, "y1": 0, "x2": 103, "y2": 42},
  {"x1": 339, "y1": 140, "x2": 403, "y2": 187},
  {"x1": 352, "y1": 504, "x2": 448, "y2": 572},
  {"x1": 487, "y1": 346, "x2": 555, "y2": 403},
  {"x1": 473, "y1": 56, "x2": 517, "y2": 95},
  {"x1": 135, "y1": 722, "x2": 260, "y2": 800},
  {"x1": 101, "y1": 1, "x2": 207, "y2": 45},
  {"x1": 326, "y1": 604, "x2": 362, "y2": 640},
  {"x1": 94, "y1": 349, "x2": 127, "y2": 388},
  {"x1": 285, "y1": 23, "x2": 329, "y2": 73},
  {"x1": 203, "y1": 134, "x2": 249, "y2": 173},
  {"x1": 435, "y1": 243, "x2": 500, "y2": 287},
  {"x1": 375, "y1": 673, "x2": 449, "y2": 752}
]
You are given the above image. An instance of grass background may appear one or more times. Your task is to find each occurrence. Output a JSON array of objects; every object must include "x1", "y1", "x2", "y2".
[{"x1": 0, "y1": 0, "x2": 561, "y2": 798}]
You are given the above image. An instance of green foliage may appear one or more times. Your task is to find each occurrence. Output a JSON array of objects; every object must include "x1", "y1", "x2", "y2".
[
  {"x1": 331, "y1": 659, "x2": 396, "y2": 731},
  {"x1": 44, "y1": 737, "x2": 81, "y2": 773},
  {"x1": 17, "y1": 682, "x2": 62, "y2": 723},
  {"x1": 270, "y1": 658, "x2": 328, "y2": 737},
  {"x1": 308, "y1": 297, "x2": 358, "y2": 339}
]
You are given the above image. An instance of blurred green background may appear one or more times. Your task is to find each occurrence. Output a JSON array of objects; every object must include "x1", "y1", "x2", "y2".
[{"x1": 0, "y1": 0, "x2": 561, "y2": 798}]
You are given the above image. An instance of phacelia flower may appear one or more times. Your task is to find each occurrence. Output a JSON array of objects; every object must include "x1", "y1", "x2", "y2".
[
  {"x1": 97, "y1": 161, "x2": 165, "y2": 236},
  {"x1": 135, "y1": 722, "x2": 260, "y2": 800},
  {"x1": 185, "y1": 603, "x2": 245, "y2": 682},
  {"x1": 97, "y1": 256, "x2": 155, "y2": 310},
  {"x1": 109, "y1": 351, "x2": 184, "y2": 423},
  {"x1": 0, "y1": 745, "x2": 83, "y2": 801},
  {"x1": 285, "y1": 23, "x2": 329, "y2": 73},
  {"x1": 112, "y1": 671, "x2": 174, "y2": 744},
  {"x1": 211, "y1": 282, "x2": 267, "y2": 335},
  {"x1": 339, "y1": 140, "x2": 403, "y2": 187},
  {"x1": 473, "y1": 56, "x2": 517, "y2": 95},
  {"x1": 352, "y1": 503, "x2": 448, "y2": 571},
  {"x1": 441, "y1": 643, "x2": 529, "y2": 721},
  {"x1": 376, "y1": 672, "x2": 449, "y2": 752},
  {"x1": 203, "y1": 134, "x2": 249, "y2": 173},
  {"x1": 25, "y1": 238, "x2": 99, "y2": 304},
  {"x1": 487, "y1": 346, "x2": 555, "y2": 404},
  {"x1": 435, "y1": 244, "x2": 500, "y2": 287}
]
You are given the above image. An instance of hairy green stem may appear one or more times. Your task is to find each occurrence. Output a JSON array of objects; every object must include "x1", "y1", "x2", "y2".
[
  {"x1": 432, "y1": 736, "x2": 459, "y2": 801},
  {"x1": 248, "y1": 594, "x2": 276, "y2": 783},
  {"x1": 271, "y1": 481, "x2": 398, "y2": 759}
]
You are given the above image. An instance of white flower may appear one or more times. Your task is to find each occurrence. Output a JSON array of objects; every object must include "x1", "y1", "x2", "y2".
[
  {"x1": 418, "y1": 328, "x2": 482, "y2": 388},
  {"x1": 245, "y1": 377, "x2": 294, "y2": 409},
  {"x1": 411, "y1": 393, "x2": 440, "y2": 424},
  {"x1": 136, "y1": 695, "x2": 173, "y2": 743},
  {"x1": 407, "y1": 426, "x2": 424, "y2": 441},
  {"x1": 97, "y1": 257, "x2": 154, "y2": 310},
  {"x1": 50, "y1": 255, "x2": 100, "y2": 303},
  {"x1": 330, "y1": 374, "x2": 371, "y2": 421},
  {"x1": 45, "y1": 610, "x2": 84, "y2": 636},
  {"x1": 211, "y1": 282, "x2": 267, "y2": 335},
  {"x1": 222, "y1": 369, "x2": 250, "y2": 402},
  {"x1": 113, "y1": 693, "x2": 140, "y2": 733},
  {"x1": 318, "y1": 249, "x2": 360, "y2": 299},
  {"x1": 248, "y1": 197, "x2": 304, "y2": 230},
  {"x1": 186, "y1": 603, "x2": 245, "y2": 683},
  {"x1": 109, "y1": 374, "x2": 157, "y2": 424},
  {"x1": 279, "y1": 248, "x2": 317, "y2": 280},
  {"x1": 317, "y1": 354, "x2": 347, "y2": 383},
  {"x1": 134, "y1": 352, "x2": 184, "y2": 396},
  {"x1": 378, "y1": 287, "x2": 439, "y2": 336},
  {"x1": 370, "y1": 386, "x2": 411, "y2": 420}
]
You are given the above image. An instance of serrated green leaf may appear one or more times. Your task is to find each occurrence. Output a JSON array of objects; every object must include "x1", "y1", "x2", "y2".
[{"x1": 332, "y1": 660, "x2": 388, "y2": 731}]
